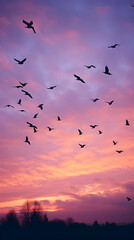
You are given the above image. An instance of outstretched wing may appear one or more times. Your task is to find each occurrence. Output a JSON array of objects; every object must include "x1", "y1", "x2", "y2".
[
  {"x1": 23, "y1": 20, "x2": 29, "y2": 26},
  {"x1": 31, "y1": 26, "x2": 36, "y2": 33},
  {"x1": 21, "y1": 58, "x2": 26, "y2": 63},
  {"x1": 14, "y1": 58, "x2": 20, "y2": 63}
]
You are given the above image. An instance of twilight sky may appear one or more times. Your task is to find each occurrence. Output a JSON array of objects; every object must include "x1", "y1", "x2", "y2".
[{"x1": 0, "y1": 0, "x2": 134, "y2": 224}]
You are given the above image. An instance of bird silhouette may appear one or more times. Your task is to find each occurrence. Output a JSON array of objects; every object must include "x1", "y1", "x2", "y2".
[
  {"x1": 24, "y1": 136, "x2": 31, "y2": 145},
  {"x1": 17, "y1": 99, "x2": 22, "y2": 105},
  {"x1": 127, "y1": 197, "x2": 131, "y2": 201},
  {"x1": 84, "y1": 65, "x2": 96, "y2": 69},
  {"x1": 47, "y1": 127, "x2": 54, "y2": 131},
  {"x1": 113, "y1": 141, "x2": 117, "y2": 145},
  {"x1": 14, "y1": 58, "x2": 26, "y2": 64},
  {"x1": 21, "y1": 90, "x2": 33, "y2": 98},
  {"x1": 57, "y1": 116, "x2": 61, "y2": 121},
  {"x1": 78, "y1": 129, "x2": 82, "y2": 135},
  {"x1": 108, "y1": 44, "x2": 119, "y2": 48},
  {"x1": 18, "y1": 109, "x2": 26, "y2": 112},
  {"x1": 33, "y1": 113, "x2": 38, "y2": 118},
  {"x1": 79, "y1": 144, "x2": 86, "y2": 148},
  {"x1": 116, "y1": 150, "x2": 123, "y2": 153},
  {"x1": 4, "y1": 104, "x2": 15, "y2": 108},
  {"x1": 130, "y1": 4, "x2": 134, "y2": 7},
  {"x1": 33, "y1": 127, "x2": 37, "y2": 133},
  {"x1": 37, "y1": 104, "x2": 43, "y2": 110},
  {"x1": 91, "y1": 98, "x2": 99, "y2": 102},
  {"x1": 99, "y1": 130, "x2": 102, "y2": 134},
  {"x1": 23, "y1": 20, "x2": 36, "y2": 33},
  {"x1": 90, "y1": 125, "x2": 98, "y2": 129},
  {"x1": 13, "y1": 85, "x2": 23, "y2": 88},
  {"x1": 26, "y1": 122, "x2": 38, "y2": 129},
  {"x1": 105, "y1": 100, "x2": 114, "y2": 105},
  {"x1": 47, "y1": 86, "x2": 57, "y2": 89},
  {"x1": 19, "y1": 82, "x2": 28, "y2": 87},
  {"x1": 74, "y1": 74, "x2": 85, "y2": 83},
  {"x1": 125, "y1": 119, "x2": 130, "y2": 126},
  {"x1": 103, "y1": 66, "x2": 112, "y2": 75}
]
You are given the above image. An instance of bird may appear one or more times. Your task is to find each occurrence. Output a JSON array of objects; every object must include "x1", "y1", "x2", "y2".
[
  {"x1": 90, "y1": 125, "x2": 98, "y2": 129},
  {"x1": 33, "y1": 113, "x2": 38, "y2": 118},
  {"x1": 37, "y1": 104, "x2": 43, "y2": 110},
  {"x1": 24, "y1": 136, "x2": 31, "y2": 145},
  {"x1": 57, "y1": 116, "x2": 61, "y2": 121},
  {"x1": 18, "y1": 109, "x2": 26, "y2": 112},
  {"x1": 13, "y1": 85, "x2": 23, "y2": 88},
  {"x1": 17, "y1": 99, "x2": 22, "y2": 105},
  {"x1": 105, "y1": 100, "x2": 114, "y2": 105},
  {"x1": 108, "y1": 44, "x2": 119, "y2": 48},
  {"x1": 22, "y1": 20, "x2": 36, "y2": 33},
  {"x1": 84, "y1": 65, "x2": 96, "y2": 69},
  {"x1": 74, "y1": 74, "x2": 85, "y2": 83},
  {"x1": 130, "y1": 4, "x2": 134, "y2": 7},
  {"x1": 127, "y1": 197, "x2": 131, "y2": 201},
  {"x1": 19, "y1": 82, "x2": 28, "y2": 87},
  {"x1": 79, "y1": 144, "x2": 86, "y2": 148},
  {"x1": 113, "y1": 141, "x2": 117, "y2": 145},
  {"x1": 125, "y1": 119, "x2": 130, "y2": 126},
  {"x1": 116, "y1": 150, "x2": 123, "y2": 153},
  {"x1": 33, "y1": 127, "x2": 37, "y2": 133},
  {"x1": 91, "y1": 98, "x2": 99, "y2": 102},
  {"x1": 103, "y1": 66, "x2": 112, "y2": 75},
  {"x1": 14, "y1": 58, "x2": 26, "y2": 64},
  {"x1": 26, "y1": 122, "x2": 38, "y2": 129},
  {"x1": 47, "y1": 127, "x2": 54, "y2": 131},
  {"x1": 47, "y1": 86, "x2": 57, "y2": 89},
  {"x1": 4, "y1": 104, "x2": 15, "y2": 108},
  {"x1": 21, "y1": 90, "x2": 33, "y2": 98},
  {"x1": 78, "y1": 129, "x2": 82, "y2": 135},
  {"x1": 99, "y1": 130, "x2": 102, "y2": 134}
]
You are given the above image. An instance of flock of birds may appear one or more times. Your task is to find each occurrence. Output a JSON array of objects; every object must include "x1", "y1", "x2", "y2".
[{"x1": 4, "y1": 17, "x2": 133, "y2": 202}]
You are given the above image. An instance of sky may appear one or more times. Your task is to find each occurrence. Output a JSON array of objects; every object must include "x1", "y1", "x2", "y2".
[{"x1": 0, "y1": 0, "x2": 134, "y2": 224}]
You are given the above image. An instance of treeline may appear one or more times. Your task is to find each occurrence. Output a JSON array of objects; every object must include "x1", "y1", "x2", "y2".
[{"x1": 0, "y1": 200, "x2": 134, "y2": 240}]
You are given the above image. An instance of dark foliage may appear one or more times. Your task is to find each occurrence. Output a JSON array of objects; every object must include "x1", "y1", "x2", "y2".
[{"x1": 0, "y1": 209, "x2": 134, "y2": 240}]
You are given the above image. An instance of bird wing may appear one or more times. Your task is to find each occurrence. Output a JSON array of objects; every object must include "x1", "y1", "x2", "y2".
[
  {"x1": 27, "y1": 92, "x2": 33, "y2": 98},
  {"x1": 31, "y1": 26, "x2": 36, "y2": 33},
  {"x1": 74, "y1": 74, "x2": 80, "y2": 79},
  {"x1": 21, "y1": 58, "x2": 26, "y2": 63},
  {"x1": 105, "y1": 66, "x2": 109, "y2": 73},
  {"x1": 23, "y1": 20, "x2": 29, "y2": 25},
  {"x1": 25, "y1": 136, "x2": 28, "y2": 141},
  {"x1": 79, "y1": 78, "x2": 85, "y2": 83},
  {"x1": 14, "y1": 58, "x2": 20, "y2": 63},
  {"x1": 78, "y1": 129, "x2": 82, "y2": 135}
]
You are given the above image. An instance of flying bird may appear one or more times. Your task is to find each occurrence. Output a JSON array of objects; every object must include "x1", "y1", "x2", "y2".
[
  {"x1": 33, "y1": 113, "x2": 38, "y2": 118},
  {"x1": 108, "y1": 44, "x2": 119, "y2": 48},
  {"x1": 79, "y1": 144, "x2": 86, "y2": 148},
  {"x1": 22, "y1": 20, "x2": 36, "y2": 33},
  {"x1": 17, "y1": 99, "x2": 22, "y2": 105},
  {"x1": 103, "y1": 66, "x2": 112, "y2": 75},
  {"x1": 116, "y1": 150, "x2": 123, "y2": 153},
  {"x1": 74, "y1": 74, "x2": 85, "y2": 83},
  {"x1": 127, "y1": 197, "x2": 131, "y2": 201},
  {"x1": 24, "y1": 136, "x2": 31, "y2": 145},
  {"x1": 4, "y1": 104, "x2": 14, "y2": 108},
  {"x1": 91, "y1": 98, "x2": 99, "y2": 102},
  {"x1": 18, "y1": 109, "x2": 26, "y2": 112},
  {"x1": 57, "y1": 116, "x2": 61, "y2": 121},
  {"x1": 78, "y1": 129, "x2": 82, "y2": 135},
  {"x1": 33, "y1": 127, "x2": 37, "y2": 133},
  {"x1": 37, "y1": 104, "x2": 43, "y2": 110},
  {"x1": 47, "y1": 86, "x2": 57, "y2": 89},
  {"x1": 125, "y1": 119, "x2": 130, "y2": 126},
  {"x1": 19, "y1": 82, "x2": 28, "y2": 87},
  {"x1": 47, "y1": 127, "x2": 54, "y2": 131},
  {"x1": 84, "y1": 65, "x2": 96, "y2": 69},
  {"x1": 113, "y1": 141, "x2": 117, "y2": 145},
  {"x1": 21, "y1": 90, "x2": 33, "y2": 99},
  {"x1": 13, "y1": 85, "x2": 23, "y2": 88},
  {"x1": 14, "y1": 58, "x2": 26, "y2": 64},
  {"x1": 130, "y1": 4, "x2": 134, "y2": 7},
  {"x1": 26, "y1": 122, "x2": 37, "y2": 129},
  {"x1": 90, "y1": 125, "x2": 98, "y2": 129},
  {"x1": 99, "y1": 130, "x2": 102, "y2": 134},
  {"x1": 105, "y1": 100, "x2": 114, "y2": 105}
]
